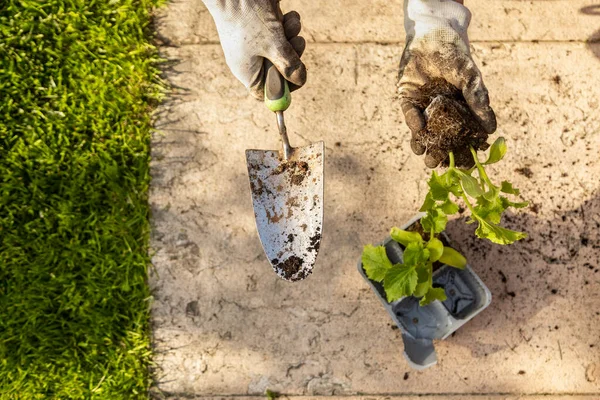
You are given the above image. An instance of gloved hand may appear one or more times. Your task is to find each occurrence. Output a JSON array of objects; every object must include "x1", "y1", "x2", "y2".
[
  {"x1": 202, "y1": 0, "x2": 307, "y2": 99},
  {"x1": 398, "y1": 0, "x2": 496, "y2": 168}
]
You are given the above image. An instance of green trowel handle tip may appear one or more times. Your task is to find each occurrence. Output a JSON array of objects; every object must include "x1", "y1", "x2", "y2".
[{"x1": 264, "y1": 60, "x2": 291, "y2": 112}]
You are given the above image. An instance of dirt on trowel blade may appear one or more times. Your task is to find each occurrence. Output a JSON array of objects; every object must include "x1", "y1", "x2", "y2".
[
  {"x1": 272, "y1": 160, "x2": 310, "y2": 186},
  {"x1": 245, "y1": 142, "x2": 324, "y2": 282},
  {"x1": 270, "y1": 255, "x2": 306, "y2": 281}
]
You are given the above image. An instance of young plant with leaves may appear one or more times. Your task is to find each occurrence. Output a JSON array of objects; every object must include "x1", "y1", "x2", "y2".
[{"x1": 362, "y1": 137, "x2": 528, "y2": 306}]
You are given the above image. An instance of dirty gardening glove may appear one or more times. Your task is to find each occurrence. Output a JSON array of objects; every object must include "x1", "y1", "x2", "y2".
[
  {"x1": 398, "y1": 0, "x2": 497, "y2": 168},
  {"x1": 202, "y1": 0, "x2": 307, "y2": 99}
]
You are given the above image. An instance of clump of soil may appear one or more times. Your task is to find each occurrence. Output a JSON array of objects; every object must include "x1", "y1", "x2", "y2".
[
  {"x1": 273, "y1": 160, "x2": 310, "y2": 186},
  {"x1": 272, "y1": 255, "x2": 305, "y2": 280},
  {"x1": 515, "y1": 166, "x2": 534, "y2": 178},
  {"x1": 307, "y1": 233, "x2": 321, "y2": 252},
  {"x1": 410, "y1": 79, "x2": 490, "y2": 168}
]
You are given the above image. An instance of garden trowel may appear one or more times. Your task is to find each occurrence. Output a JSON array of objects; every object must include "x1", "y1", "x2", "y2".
[{"x1": 245, "y1": 61, "x2": 324, "y2": 282}]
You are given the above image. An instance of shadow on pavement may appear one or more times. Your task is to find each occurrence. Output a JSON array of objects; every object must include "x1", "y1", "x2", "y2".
[
  {"x1": 444, "y1": 188, "x2": 600, "y2": 358},
  {"x1": 581, "y1": 5, "x2": 600, "y2": 61}
]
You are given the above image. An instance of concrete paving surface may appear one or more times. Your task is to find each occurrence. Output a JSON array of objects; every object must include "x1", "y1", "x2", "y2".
[
  {"x1": 163, "y1": 398, "x2": 599, "y2": 400},
  {"x1": 149, "y1": 0, "x2": 600, "y2": 398}
]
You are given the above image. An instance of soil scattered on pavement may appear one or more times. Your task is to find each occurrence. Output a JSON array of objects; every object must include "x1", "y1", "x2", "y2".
[
  {"x1": 515, "y1": 166, "x2": 534, "y2": 178},
  {"x1": 410, "y1": 78, "x2": 489, "y2": 168},
  {"x1": 552, "y1": 74, "x2": 562, "y2": 85}
]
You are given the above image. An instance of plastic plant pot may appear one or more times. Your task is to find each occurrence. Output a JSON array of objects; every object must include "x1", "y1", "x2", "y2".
[{"x1": 357, "y1": 214, "x2": 492, "y2": 370}]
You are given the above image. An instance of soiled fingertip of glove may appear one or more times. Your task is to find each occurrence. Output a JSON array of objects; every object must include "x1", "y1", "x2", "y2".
[
  {"x1": 283, "y1": 17, "x2": 302, "y2": 39},
  {"x1": 478, "y1": 106, "x2": 497, "y2": 134},
  {"x1": 453, "y1": 148, "x2": 475, "y2": 168},
  {"x1": 289, "y1": 36, "x2": 306, "y2": 57},
  {"x1": 283, "y1": 10, "x2": 301, "y2": 23},
  {"x1": 460, "y1": 154, "x2": 475, "y2": 169},
  {"x1": 284, "y1": 62, "x2": 307, "y2": 87},
  {"x1": 403, "y1": 107, "x2": 425, "y2": 135},
  {"x1": 424, "y1": 150, "x2": 446, "y2": 169},
  {"x1": 411, "y1": 138, "x2": 426, "y2": 155},
  {"x1": 248, "y1": 68, "x2": 266, "y2": 100},
  {"x1": 463, "y1": 84, "x2": 497, "y2": 134},
  {"x1": 249, "y1": 83, "x2": 264, "y2": 101},
  {"x1": 468, "y1": 101, "x2": 497, "y2": 134}
]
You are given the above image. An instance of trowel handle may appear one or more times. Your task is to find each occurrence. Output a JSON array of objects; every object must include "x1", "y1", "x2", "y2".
[{"x1": 264, "y1": 60, "x2": 292, "y2": 112}]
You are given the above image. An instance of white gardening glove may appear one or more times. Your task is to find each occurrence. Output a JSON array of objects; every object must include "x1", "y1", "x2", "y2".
[
  {"x1": 203, "y1": 0, "x2": 307, "y2": 99},
  {"x1": 398, "y1": 0, "x2": 496, "y2": 168}
]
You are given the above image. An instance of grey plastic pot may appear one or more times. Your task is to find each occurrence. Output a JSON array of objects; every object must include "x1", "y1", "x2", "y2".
[{"x1": 357, "y1": 214, "x2": 492, "y2": 370}]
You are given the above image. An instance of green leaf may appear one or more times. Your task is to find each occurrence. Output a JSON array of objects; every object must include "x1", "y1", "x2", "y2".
[
  {"x1": 421, "y1": 208, "x2": 448, "y2": 234},
  {"x1": 439, "y1": 247, "x2": 467, "y2": 269},
  {"x1": 501, "y1": 181, "x2": 520, "y2": 195},
  {"x1": 460, "y1": 173, "x2": 484, "y2": 198},
  {"x1": 482, "y1": 185, "x2": 500, "y2": 202},
  {"x1": 474, "y1": 216, "x2": 528, "y2": 245},
  {"x1": 390, "y1": 227, "x2": 422, "y2": 246},
  {"x1": 449, "y1": 184, "x2": 463, "y2": 197},
  {"x1": 414, "y1": 266, "x2": 432, "y2": 298},
  {"x1": 475, "y1": 195, "x2": 506, "y2": 224},
  {"x1": 484, "y1": 137, "x2": 507, "y2": 165},
  {"x1": 441, "y1": 198, "x2": 459, "y2": 215},
  {"x1": 383, "y1": 264, "x2": 418, "y2": 302},
  {"x1": 445, "y1": 170, "x2": 463, "y2": 197},
  {"x1": 426, "y1": 237, "x2": 444, "y2": 262},
  {"x1": 419, "y1": 192, "x2": 436, "y2": 212},
  {"x1": 442, "y1": 168, "x2": 460, "y2": 188},
  {"x1": 362, "y1": 245, "x2": 392, "y2": 282},
  {"x1": 428, "y1": 171, "x2": 450, "y2": 201},
  {"x1": 419, "y1": 287, "x2": 447, "y2": 306},
  {"x1": 403, "y1": 242, "x2": 430, "y2": 266},
  {"x1": 501, "y1": 196, "x2": 529, "y2": 209}
]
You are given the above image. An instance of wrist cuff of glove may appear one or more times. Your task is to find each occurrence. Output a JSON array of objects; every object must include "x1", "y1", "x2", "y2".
[
  {"x1": 202, "y1": 0, "x2": 261, "y2": 35},
  {"x1": 404, "y1": 0, "x2": 472, "y2": 43}
]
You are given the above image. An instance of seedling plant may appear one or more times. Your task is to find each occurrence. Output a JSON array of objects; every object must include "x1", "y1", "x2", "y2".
[{"x1": 362, "y1": 138, "x2": 528, "y2": 306}]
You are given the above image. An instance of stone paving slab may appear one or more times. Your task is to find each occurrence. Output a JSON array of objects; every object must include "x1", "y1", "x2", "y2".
[
  {"x1": 155, "y1": 0, "x2": 600, "y2": 45},
  {"x1": 162, "y1": 397, "x2": 600, "y2": 400},
  {"x1": 149, "y1": 38, "x2": 600, "y2": 397}
]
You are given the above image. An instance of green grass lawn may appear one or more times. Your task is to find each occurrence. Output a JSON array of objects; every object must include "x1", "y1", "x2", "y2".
[{"x1": 0, "y1": 0, "x2": 163, "y2": 398}]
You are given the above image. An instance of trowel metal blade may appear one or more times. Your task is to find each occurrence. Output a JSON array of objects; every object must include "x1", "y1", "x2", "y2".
[{"x1": 246, "y1": 142, "x2": 324, "y2": 282}]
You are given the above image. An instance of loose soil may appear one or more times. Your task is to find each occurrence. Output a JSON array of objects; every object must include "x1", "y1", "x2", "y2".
[
  {"x1": 515, "y1": 166, "x2": 534, "y2": 178},
  {"x1": 273, "y1": 160, "x2": 310, "y2": 186},
  {"x1": 411, "y1": 78, "x2": 490, "y2": 168},
  {"x1": 307, "y1": 233, "x2": 321, "y2": 252},
  {"x1": 272, "y1": 255, "x2": 305, "y2": 281}
]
